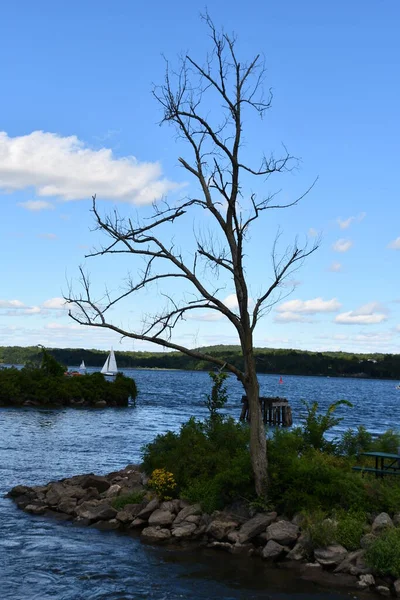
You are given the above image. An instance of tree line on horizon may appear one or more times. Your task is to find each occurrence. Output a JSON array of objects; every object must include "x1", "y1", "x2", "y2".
[{"x1": 1, "y1": 345, "x2": 400, "y2": 380}]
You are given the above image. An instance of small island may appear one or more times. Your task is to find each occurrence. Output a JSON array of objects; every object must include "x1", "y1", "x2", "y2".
[{"x1": 0, "y1": 347, "x2": 137, "y2": 408}]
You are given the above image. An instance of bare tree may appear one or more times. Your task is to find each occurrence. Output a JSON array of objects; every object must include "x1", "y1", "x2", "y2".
[{"x1": 66, "y1": 15, "x2": 318, "y2": 497}]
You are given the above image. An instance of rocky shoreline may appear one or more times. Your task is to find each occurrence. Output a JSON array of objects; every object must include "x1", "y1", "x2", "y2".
[{"x1": 7, "y1": 464, "x2": 400, "y2": 597}]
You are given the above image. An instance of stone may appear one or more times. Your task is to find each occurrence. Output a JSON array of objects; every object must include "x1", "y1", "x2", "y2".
[
  {"x1": 141, "y1": 526, "x2": 171, "y2": 543},
  {"x1": 25, "y1": 504, "x2": 46, "y2": 515},
  {"x1": 136, "y1": 498, "x2": 160, "y2": 520},
  {"x1": 91, "y1": 519, "x2": 120, "y2": 531},
  {"x1": 116, "y1": 510, "x2": 135, "y2": 524},
  {"x1": 266, "y1": 521, "x2": 299, "y2": 546},
  {"x1": 46, "y1": 483, "x2": 66, "y2": 506},
  {"x1": 7, "y1": 485, "x2": 35, "y2": 498},
  {"x1": 148, "y1": 509, "x2": 174, "y2": 527},
  {"x1": 208, "y1": 541, "x2": 232, "y2": 552},
  {"x1": 105, "y1": 484, "x2": 122, "y2": 497},
  {"x1": 160, "y1": 500, "x2": 178, "y2": 513},
  {"x1": 356, "y1": 574, "x2": 375, "y2": 589},
  {"x1": 393, "y1": 514, "x2": 400, "y2": 527},
  {"x1": 171, "y1": 522, "x2": 197, "y2": 538},
  {"x1": 185, "y1": 515, "x2": 201, "y2": 525},
  {"x1": 206, "y1": 519, "x2": 238, "y2": 541},
  {"x1": 393, "y1": 578, "x2": 400, "y2": 596},
  {"x1": 75, "y1": 501, "x2": 117, "y2": 522},
  {"x1": 130, "y1": 518, "x2": 146, "y2": 528},
  {"x1": 286, "y1": 542, "x2": 306, "y2": 561},
  {"x1": 229, "y1": 512, "x2": 277, "y2": 544},
  {"x1": 375, "y1": 586, "x2": 391, "y2": 597},
  {"x1": 372, "y1": 513, "x2": 394, "y2": 533},
  {"x1": 314, "y1": 545, "x2": 348, "y2": 567},
  {"x1": 173, "y1": 504, "x2": 202, "y2": 526},
  {"x1": 58, "y1": 498, "x2": 78, "y2": 515},
  {"x1": 334, "y1": 550, "x2": 364, "y2": 574},
  {"x1": 81, "y1": 475, "x2": 110, "y2": 493},
  {"x1": 262, "y1": 540, "x2": 286, "y2": 559}
]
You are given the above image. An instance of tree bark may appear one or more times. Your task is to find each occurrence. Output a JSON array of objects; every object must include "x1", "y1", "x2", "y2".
[{"x1": 243, "y1": 346, "x2": 268, "y2": 498}]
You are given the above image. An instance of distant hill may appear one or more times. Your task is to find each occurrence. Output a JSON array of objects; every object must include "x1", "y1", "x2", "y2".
[{"x1": 1, "y1": 344, "x2": 399, "y2": 380}]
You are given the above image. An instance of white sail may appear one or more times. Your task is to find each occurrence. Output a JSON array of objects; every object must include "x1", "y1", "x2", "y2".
[
  {"x1": 80, "y1": 360, "x2": 86, "y2": 370},
  {"x1": 101, "y1": 348, "x2": 118, "y2": 375}
]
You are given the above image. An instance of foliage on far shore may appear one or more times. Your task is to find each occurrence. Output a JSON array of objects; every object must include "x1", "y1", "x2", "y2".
[
  {"x1": 2, "y1": 344, "x2": 400, "y2": 379},
  {"x1": 0, "y1": 348, "x2": 137, "y2": 408}
]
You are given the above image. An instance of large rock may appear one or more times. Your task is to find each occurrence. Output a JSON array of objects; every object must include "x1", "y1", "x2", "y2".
[
  {"x1": 314, "y1": 545, "x2": 348, "y2": 567},
  {"x1": 372, "y1": 513, "x2": 394, "y2": 533},
  {"x1": 58, "y1": 498, "x2": 78, "y2": 515},
  {"x1": 105, "y1": 484, "x2": 122, "y2": 497},
  {"x1": 137, "y1": 498, "x2": 160, "y2": 520},
  {"x1": 81, "y1": 475, "x2": 110, "y2": 493},
  {"x1": 75, "y1": 501, "x2": 117, "y2": 522},
  {"x1": 7, "y1": 485, "x2": 35, "y2": 498},
  {"x1": 206, "y1": 519, "x2": 238, "y2": 541},
  {"x1": 141, "y1": 526, "x2": 171, "y2": 543},
  {"x1": 262, "y1": 540, "x2": 286, "y2": 559},
  {"x1": 174, "y1": 504, "x2": 202, "y2": 526},
  {"x1": 148, "y1": 509, "x2": 174, "y2": 527},
  {"x1": 171, "y1": 522, "x2": 197, "y2": 538},
  {"x1": 286, "y1": 542, "x2": 306, "y2": 561},
  {"x1": 357, "y1": 574, "x2": 375, "y2": 589},
  {"x1": 266, "y1": 521, "x2": 299, "y2": 546},
  {"x1": 46, "y1": 483, "x2": 66, "y2": 506},
  {"x1": 334, "y1": 550, "x2": 364, "y2": 574},
  {"x1": 375, "y1": 586, "x2": 391, "y2": 597},
  {"x1": 228, "y1": 512, "x2": 277, "y2": 544},
  {"x1": 393, "y1": 578, "x2": 400, "y2": 597}
]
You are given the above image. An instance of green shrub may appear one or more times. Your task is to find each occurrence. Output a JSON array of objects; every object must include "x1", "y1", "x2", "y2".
[
  {"x1": 205, "y1": 371, "x2": 228, "y2": 420},
  {"x1": 111, "y1": 491, "x2": 146, "y2": 510},
  {"x1": 302, "y1": 510, "x2": 337, "y2": 549},
  {"x1": 336, "y1": 510, "x2": 366, "y2": 550},
  {"x1": 372, "y1": 429, "x2": 400, "y2": 454},
  {"x1": 142, "y1": 416, "x2": 253, "y2": 513},
  {"x1": 300, "y1": 399, "x2": 353, "y2": 453},
  {"x1": 338, "y1": 426, "x2": 373, "y2": 457},
  {"x1": 365, "y1": 527, "x2": 400, "y2": 577}
]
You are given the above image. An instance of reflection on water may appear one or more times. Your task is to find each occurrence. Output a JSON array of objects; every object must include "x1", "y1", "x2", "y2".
[{"x1": 1, "y1": 369, "x2": 394, "y2": 599}]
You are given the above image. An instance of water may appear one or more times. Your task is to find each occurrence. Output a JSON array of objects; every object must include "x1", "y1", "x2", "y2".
[{"x1": 1, "y1": 368, "x2": 396, "y2": 600}]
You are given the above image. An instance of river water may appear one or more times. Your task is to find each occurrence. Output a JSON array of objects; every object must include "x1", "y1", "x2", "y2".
[{"x1": 1, "y1": 368, "x2": 398, "y2": 600}]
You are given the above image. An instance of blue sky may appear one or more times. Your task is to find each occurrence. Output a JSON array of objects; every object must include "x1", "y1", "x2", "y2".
[{"x1": 0, "y1": 0, "x2": 399, "y2": 354}]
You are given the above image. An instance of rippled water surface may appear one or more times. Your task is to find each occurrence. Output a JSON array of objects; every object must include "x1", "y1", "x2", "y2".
[{"x1": 1, "y1": 368, "x2": 397, "y2": 600}]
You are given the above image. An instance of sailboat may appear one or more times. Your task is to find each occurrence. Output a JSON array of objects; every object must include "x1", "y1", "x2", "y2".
[
  {"x1": 79, "y1": 360, "x2": 86, "y2": 373},
  {"x1": 101, "y1": 348, "x2": 118, "y2": 376},
  {"x1": 278, "y1": 376, "x2": 284, "y2": 384}
]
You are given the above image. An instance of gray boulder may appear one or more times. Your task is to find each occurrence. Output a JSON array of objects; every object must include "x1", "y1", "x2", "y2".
[
  {"x1": 314, "y1": 545, "x2": 348, "y2": 567},
  {"x1": 262, "y1": 540, "x2": 286, "y2": 559},
  {"x1": 372, "y1": 512, "x2": 394, "y2": 533},
  {"x1": 229, "y1": 512, "x2": 277, "y2": 544},
  {"x1": 206, "y1": 519, "x2": 238, "y2": 541},
  {"x1": 81, "y1": 475, "x2": 110, "y2": 493},
  {"x1": 286, "y1": 542, "x2": 306, "y2": 561},
  {"x1": 171, "y1": 522, "x2": 197, "y2": 538},
  {"x1": 375, "y1": 586, "x2": 391, "y2": 597},
  {"x1": 266, "y1": 521, "x2": 299, "y2": 546},
  {"x1": 141, "y1": 526, "x2": 171, "y2": 543},
  {"x1": 356, "y1": 574, "x2": 375, "y2": 589},
  {"x1": 393, "y1": 578, "x2": 400, "y2": 597},
  {"x1": 137, "y1": 498, "x2": 160, "y2": 520},
  {"x1": 75, "y1": 501, "x2": 117, "y2": 522},
  {"x1": 174, "y1": 504, "x2": 202, "y2": 526},
  {"x1": 148, "y1": 509, "x2": 174, "y2": 527}
]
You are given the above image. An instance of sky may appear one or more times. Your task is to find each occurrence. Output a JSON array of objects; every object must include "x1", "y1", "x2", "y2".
[{"x1": 0, "y1": 0, "x2": 399, "y2": 355}]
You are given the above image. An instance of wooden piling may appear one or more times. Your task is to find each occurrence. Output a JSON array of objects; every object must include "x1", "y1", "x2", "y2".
[{"x1": 240, "y1": 396, "x2": 292, "y2": 427}]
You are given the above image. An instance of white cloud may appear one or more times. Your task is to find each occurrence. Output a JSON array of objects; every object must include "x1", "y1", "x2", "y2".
[
  {"x1": 335, "y1": 302, "x2": 387, "y2": 325},
  {"x1": 332, "y1": 238, "x2": 353, "y2": 253},
  {"x1": 388, "y1": 237, "x2": 400, "y2": 250},
  {"x1": 18, "y1": 200, "x2": 55, "y2": 211},
  {"x1": 277, "y1": 297, "x2": 342, "y2": 315},
  {"x1": 0, "y1": 299, "x2": 25, "y2": 308},
  {"x1": 337, "y1": 212, "x2": 366, "y2": 229},
  {"x1": 328, "y1": 262, "x2": 342, "y2": 272},
  {"x1": 0, "y1": 130, "x2": 180, "y2": 205},
  {"x1": 42, "y1": 297, "x2": 68, "y2": 310},
  {"x1": 223, "y1": 294, "x2": 239, "y2": 310},
  {"x1": 308, "y1": 228, "x2": 319, "y2": 237},
  {"x1": 274, "y1": 312, "x2": 313, "y2": 323}
]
